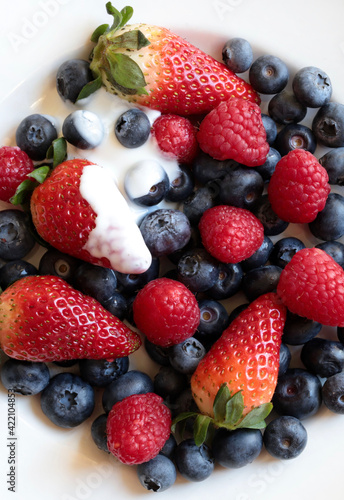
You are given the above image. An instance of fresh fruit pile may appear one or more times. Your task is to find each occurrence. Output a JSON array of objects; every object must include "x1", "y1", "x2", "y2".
[{"x1": 2, "y1": 1, "x2": 344, "y2": 495}]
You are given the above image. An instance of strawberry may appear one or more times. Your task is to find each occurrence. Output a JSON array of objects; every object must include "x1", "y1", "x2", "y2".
[
  {"x1": 0, "y1": 275, "x2": 141, "y2": 362},
  {"x1": 30, "y1": 158, "x2": 152, "y2": 274},
  {"x1": 0, "y1": 146, "x2": 34, "y2": 203},
  {"x1": 84, "y1": 3, "x2": 260, "y2": 115}
]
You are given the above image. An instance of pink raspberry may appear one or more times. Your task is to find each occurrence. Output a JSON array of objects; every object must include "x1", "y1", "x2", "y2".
[{"x1": 0, "y1": 146, "x2": 34, "y2": 203}]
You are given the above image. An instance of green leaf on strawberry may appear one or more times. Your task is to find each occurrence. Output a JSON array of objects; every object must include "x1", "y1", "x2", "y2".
[
  {"x1": 10, "y1": 166, "x2": 50, "y2": 206},
  {"x1": 46, "y1": 137, "x2": 67, "y2": 168}
]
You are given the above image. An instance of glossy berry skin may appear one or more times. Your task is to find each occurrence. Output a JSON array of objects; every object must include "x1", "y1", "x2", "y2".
[
  {"x1": 241, "y1": 265, "x2": 282, "y2": 302},
  {"x1": 0, "y1": 359, "x2": 50, "y2": 395},
  {"x1": 0, "y1": 209, "x2": 36, "y2": 260},
  {"x1": 252, "y1": 194, "x2": 289, "y2": 236},
  {"x1": 183, "y1": 183, "x2": 218, "y2": 226},
  {"x1": 106, "y1": 392, "x2": 172, "y2": 465},
  {"x1": 261, "y1": 114, "x2": 278, "y2": 145},
  {"x1": 73, "y1": 262, "x2": 117, "y2": 305},
  {"x1": 38, "y1": 249, "x2": 81, "y2": 285},
  {"x1": 62, "y1": 110, "x2": 104, "y2": 149},
  {"x1": 273, "y1": 368, "x2": 322, "y2": 420},
  {"x1": 268, "y1": 149, "x2": 330, "y2": 223},
  {"x1": 282, "y1": 311, "x2": 322, "y2": 345},
  {"x1": 309, "y1": 192, "x2": 344, "y2": 241},
  {"x1": 277, "y1": 247, "x2": 344, "y2": 327},
  {"x1": 241, "y1": 236, "x2": 273, "y2": 272},
  {"x1": 174, "y1": 439, "x2": 214, "y2": 482},
  {"x1": 206, "y1": 262, "x2": 243, "y2": 300},
  {"x1": 315, "y1": 241, "x2": 344, "y2": 268},
  {"x1": 218, "y1": 166, "x2": 264, "y2": 210},
  {"x1": 153, "y1": 366, "x2": 187, "y2": 400},
  {"x1": 79, "y1": 357, "x2": 129, "y2": 387},
  {"x1": 102, "y1": 370, "x2": 154, "y2": 413},
  {"x1": 322, "y1": 372, "x2": 344, "y2": 414},
  {"x1": 137, "y1": 454, "x2": 177, "y2": 493},
  {"x1": 249, "y1": 55, "x2": 289, "y2": 94},
  {"x1": 0, "y1": 260, "x2": 38, "y2": 290},
  {"x1": 115, "y1": 108, "x2": 151, "y2": 148},
  {"x1": 168, "y1": 337, "x2": 206, "y2": 374},
  {"x1": 165, "y1": 164, "x2": 194, "y2": 202},
  {"x1": 312, "y1": 102, "x2": 344, "y2": 147},
  {"x1": 191, "y1": 152, "x2": 237, "y2": 185},
  {"x1": 263, "y1": 416, "x2": 307, "y2": 459},
  {"x1": 292, "y1": 66, "x2": 332, "y2": 108},
  {"x1": 300, "y1": 338, "x2": 344, "y2": 378},
  {"x1": 222, "y1": 37, "x2": 253, "y2": 73},
  {"x1": 116, "y1": 257, "x2": 159, "y2": 296},
  {"x1": 124, "y1": 160, "x2": 169, "y2": 207},
  {"x1": 197, "y1": 97, "x2": 269, "y2": 166},
  {"x1": 0, "y1": 146, "x2": 34, "y2": 202},
  {"x1": 199, "y1": 205, "x2": 264, "y2": 264},
  {"x1": 274, "y1": 123, "x2": 317, "y2": 157},
  {"x1": 102, "y1": 292, "x2": 128, "y2": 321},
  {"x1": 177, "y1": 248, "x2": 220, "y2": 293},
  {"x1": 269, "y1": 237, "x2": 306, "y2": 269},
  {"x1": 40, "y1": 372, "x2": 95, "y2": 428},
  {"x1": 255, "y1": 147, "x2": 281, "y2": 182},
  {"x1": 194, "y1": 299, "x2": 230, "y2": 346},
  {"x1": 16, "y1": 114, "x2": 58, "y2": 161},
  {"x1": 144, "y1": 338, "x2": 170, "y2": 367},
  {"x1": 133, "y1": 278, "x2": 200, "y2": 347},
  {"x1": 212, "y1": 428, "x2": 263, "y2": 468},
  {"x1": 279, "y1": 343, "x2": 291, "y2": 376},
  {"x1": 56, "y1": 59, "x2": 93, "y2": 103},
  {"x1": 319, "y1": 147, "x2": 344, "y2": 185},
  {"x1": 268, "y1": 90, "x2": 307, "y2": 125},
  {"x1": 91, "y1": 413, "x2": 109, "y2": 453}
]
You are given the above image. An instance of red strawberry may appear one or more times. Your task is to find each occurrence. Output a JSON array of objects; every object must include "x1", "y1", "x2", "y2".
[
  {"x1": 277, "y1": 247, "x2": 344, "y2": 327},
  {"x1": 0, "y1": 275, "x2": 141, "y2": 362},
  {"x1": 107, "y1": 392, "x2": 172, "y2": 464},
  {"x1": 30, "y1": 158, "x2": 152, "y2": 274},
  {"x1": 190, "y1": 293, "x2": 286, "y2": 417},
  {"x1": 0, "y1": 146, "x2": 34, "y2": 203},
  {"x1": 88, "y1": 4, "x2": 260, "y2": 115}
]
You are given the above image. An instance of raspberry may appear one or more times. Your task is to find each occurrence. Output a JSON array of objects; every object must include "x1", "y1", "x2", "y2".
[
  {"x1": 0, "y1": 146, "x2": 34, "y2": 203},
  {"x1": 199, "y1": 205, "x2": 264, "y2": 264},
  {"x1": 197, "y1": 97, "x2": 269, "y2": 166},
  {"x1": 277, "y1": 247, "x2": 344, "y2": 327},
  {"x1": 151, "y1": 114, "x2": 198, "y2": 164},
  {"x1": 133, "y1": 277, "x2": 200, "y2": 347},
  {"x1": 106, "y1": 393, "x2": 171, "y2": 465},
  {"x1": 268, "y1": 149, "x2": 330, "y2": 223}
]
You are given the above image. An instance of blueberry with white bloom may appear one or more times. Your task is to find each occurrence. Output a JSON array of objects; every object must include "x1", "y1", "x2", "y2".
[
  {"x1": 62, "y1": 110, "x2": 104, "y2": 149},
  {"x1": 124, "y1": 160, "x2": 169, "y2": 206}
]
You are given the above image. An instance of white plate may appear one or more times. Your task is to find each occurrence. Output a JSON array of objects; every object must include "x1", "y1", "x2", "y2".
[{"x1": 2, "y1": 1, "x2": 344, "y2": 499}]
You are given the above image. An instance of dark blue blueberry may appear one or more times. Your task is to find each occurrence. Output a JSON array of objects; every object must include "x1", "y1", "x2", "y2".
[
  {"x1": 91, "y1": 413, "x2": 109, "y2": 453},
  {"x1": 322, "y1": 372, "x2": 344, "y2": 414},
  {"x1": 269, "y1": 237, "x2": 305, "y2": 269},
  {"x1": 16, "y1": 113, "x2": 58, "y2": 161},
  {"x1": 0, "y1": 210, "x2": 36, "y2": 260},
  {"x1": 300, "y1": 338, "x2": 344, "y2": 378},
  {"x1": 173, "y1": 388, "x2": 199, "y2": 417},
  {"x1": 309, "y1": 192, "x2": 344, "y2": 241},
  {"x1": 222, "y1": 37, "x2": 253, "y2": 73},
  {"x1": 252, "y1": 194, "x2": 289, "y2": 236},
  {"x1": 168, "y1": 337, "x2": 206, "y2": 374},
  {"x1": 261, "y1": 114, "x2": 278, "y2": 145},
  {"x1": 279, "y1": 343, "x2": 291, "y2": 377},
  {"x1": 0, "y1": 260, "x2": 38, "y2": 289},
  {"x1": 282, "y1": 311, "x2": 322, "y2": 345},
  {"x1": 165, "y1": 164, "x2": 194, "y2": 202},
  {"x1": 316, "y1": 240, "x2": 344, "y2": 266},
  {"x1": 241, "y1": 236, "x2": 273, "y2": 272},
  {"x1": 249, "y1": 55, "x2": 289, "y2": 94},
  {"x1": 167, "y1": 226, "x2": 202, "y2": 265},
  {"x1": 337, "y1": 326, "x2": 344, "y2": 345},
  {"x1": 183, "y1": 183, "x2": 219, "y2": 226},
  {"x1": 228, "y1": 303, "x2": 249, "y2": 324},
  {"x1": 241, "y1": 265, "x2": 282, "y2": 302},
  {"x1": 255, "y1": 147, "x2": 281, "y2": 182},
  {"x1": 0, "y1": 359, "x2": 50, "y2": 395},
  {"x1": 79, "y1": 357, "x2": 129, "y2": 387},
  {"x1": 272, "y1": 368, "x2": 322, "y2": 420},
  {"x1": 160, "y1": 434, "x2": 177, "y2": 460},
  {"x1": 263, "y1": 416, "x2": 307, "y2": 459},
  {"x1": 137, "y1": 454, "x2": 177, "y2": 492},
  {"x1": 218, "y1": 167, "x2": 264, "y2": 210},
  {"x1": 39, "y1": 249, "x2": 81, "y2": 285},
  {"x1": 40, "y1": 372, "x2": 95, "y2": 428},
  {"x1": 115, "y1": 108, "x2": 151, "y2": 148},
  {"x1": 312, "y1": 102, "x2": 344, "y2": 147},
  {"x1": 115, "y1": 257, "x2": 159, "y2": 295},
  {"x1": 206, "y1": 262, "x2": 243, "y2": 300},
  {"x1": 102, "y1": 291, "x2": 128, "y2": 320},
  {"x1": 73, "y1": 262, "x2": 117, "y2": 305},
  {"x1": 144, "y1": 338, "x2": 171, "y2": 366},
  {"x1": 153, "y1": 365, "x2": 187, "y2": 400},
  {"x1": 292, "y1": 66, "x2": 332, "y2": 108},
  {"x1": 194, "y1": 299, "x2": 230, "y2": 347},
  {"x1": 56, "y1": 59, "x2": 93, "y2": 103},
  {"x1": 177, "y1": 248, "x2": 219, "y2": 292},
  {"x1": 53, "y1": 359, "x2": 78, "y2": 367},
  {"x1": 102, "y1": 370, "x2": 154, "y2": 413},
  {"x1": 268, "y1": 90, "x2": 307, "y2": 124},
  {"x1": 124, "y1": 160, "x2": 169, "y2": 206},
  {"x1": 212, "y1": 428, "x2": 263, "y2": 468},
  {"x1": 274, "y1": 123, "x2": 317, "y2": 156},
  {"x1": 319, "y1": 147, "x2": 344, "y2": 185},
  {"x1": 175, "y1": 439, "x2": 215, "y2": 482},
  {"x1": 192, "y1": 151, "x2": 238, "y2": 184},
  {"x1": 139, "y1": 208, "x2": 191, "y2": 257},
  {"x1": 62, "y1": 110, "x2": 104, "y2": 149}
]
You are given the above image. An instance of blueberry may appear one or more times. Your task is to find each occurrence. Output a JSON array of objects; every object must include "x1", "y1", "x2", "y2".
[
  {"x1": 269, "y1": 237, "x2": 306, "y2": 269},
  {"x1": 0, "y1": 359, "x2": 50, "y2": 395},
  {"x1": 218, "y1": 167, "x2": 264, "y2": 210},
  {"x1": 268, "y1": 90, "x2": 307, "y2": 124},
  {"x1": 39, "y1": 249, "x2": 81, "y2": 285},
  {"x1": 56, "y1": 59, "x2": 93, "y2": 103},
  {"x1": 16, "y1": 114, "x2": 58, "y2": 161},
  {"x1": 240, "y1": 236, "x2": 273, "y2": 272},
  {"x1": 212, "y1": 428, "x2": 263, "y2": 468},
  {"x1": 160, "y1": 434, "x2": 177, "y2": 460},
  {"x1": 316, "y1": 241, "x2": 344, "y2": 267},
  {"x1": 0, "y1": 210, "x2": 36, "y2": 260},
  {"x1": 249, "y1": 55, "x2": 289, "y2": 94},
  {"x1": 183, "y1": 183, "x2": 219, "y2": 225},
  {"x1": 322, "y1": 372, "x2": 344, "y2": 414},
  {"x1": 222, "y1": 37, "x2": 253, "y2": 73},
  {"x1": 99, "y1": 291, "x2": 128, "y2": 320},
  {"x1": 273, "y1": 368, "x2": 322, "y2": 419},
  {"x1": 124, "y1": 160, "x2": 169, "y2": 206},
  {"x1": 168, "y1": 338, "x2": 206, "y2": 374},
  {"x1": 0, "y1": 260, "x2": 38, "y2": 289},
  {"x1": 279, "y1": 343, "x2": 292, "y2": 376},
  {"x1": 194, "y1": 299, "x2": 230, "y2": 346},
  {"x1": 274, "y1": 123, "x2": 317, "y2": 156},
  {"x1": 177, "y1": 248, "x2": 219, "y2": 292},
  {"x1": 241, "y1": 265, "x2": 282, "y2": 302},
  {"x1": 261, "y1": 114, "x2": 278, "y2": 145},
  {"x1": 165, "y1": 164, "x2": 194, "y2": 202},
  {"x1": 263, "y1": 416, "x2": 307, "y2": 459},
  {"x1": 153, "y1": 365, "x2": 187, "y2": 400},
  {"x1": 255, "y1": 147, "x2": 281, "y2": 182},
  {"x1": 300, "y1": 338, "x2": 344, "y2": 378},
  {"x1": 192, "y1": 151, "x2": 238, "y2": 184},
  {"x1": 252, "y1": 194, "x2": 289, "y2": 236},
  {"x1": 137, "y1": 454, "x2": 177, "y2": 492},
  {"x1": 319, "y1": 147, "x2": 344, "y2": 185},
  {"x1": 91, "y1": 413, "x2": 109, "y2": 453},
  {"x1": 228, "y1": 303, "x2": 249, "y2": 324},
  {"x1": 174, "y1": 439, "x2": 215, "y2": 482},
  {"x1": 62, "y1": 110, "x2": 104, "y2": 149},
  {"x1": 292, "y1": 66, "x2": 332, "y2": 108},
  {"x1": 312, "y1": 102, "x2": 344, "y2": 147},
  {"x1": 102, "y1": 370, "x2": 154, "y2": 413},
  {"x1": 115, "y1": 108, "x2": 151, "y2": 148},
  {"x1": 73, "y1": 262, "x2": 117, "y2": 305},
  {"x1": 144, "y1": 338, "x2": 171, "y2": 367},
  {"x1": 79, "y1": 357, "x2": 129, "y2": 387},
  {"x1": 309, "y1": 192, "x2": 344, "y2": 241},
  {"x1": 282, "y1": 311, "x2": 322, "y2": 345},
  {"x1": 40, "y1": 372, "x2": 95, "y2": 428},
  {"x1": 206, "y1": 262, "x2": 243, "y2": 300},
  {"x1": 139, "y1": 208, "x2": 191, "y2": 257},
  {"x1": 115, "y1": 257, "x2": 159, "y2": 295}
]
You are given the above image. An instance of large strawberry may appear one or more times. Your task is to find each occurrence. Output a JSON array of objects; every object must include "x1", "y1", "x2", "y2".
[
  {"x1": 0, "y1": 275, "x2": 141, "y2": 362},
  {"x1": 82, "y1": 3, "x2": 260, "y2": 115},
  {"x1": 30, "y1": 158, "x2": 152, "y2": 274}
]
